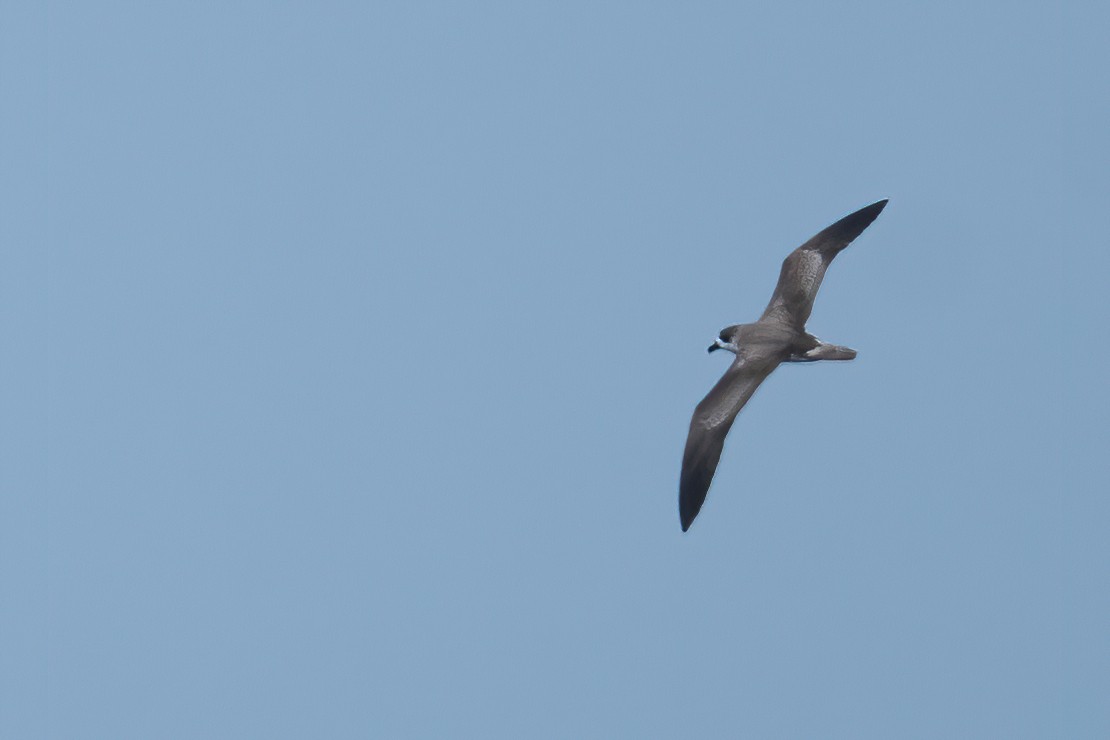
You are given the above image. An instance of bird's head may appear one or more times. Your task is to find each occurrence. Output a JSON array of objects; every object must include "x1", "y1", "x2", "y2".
[{"x1": 708, "y1": 325, "x2": 742, "y2": 355}]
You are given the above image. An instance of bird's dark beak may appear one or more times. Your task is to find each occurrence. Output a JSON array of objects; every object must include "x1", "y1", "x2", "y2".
[{"x1": 707, "y1": 343, "x2": 719, "y2": 353}]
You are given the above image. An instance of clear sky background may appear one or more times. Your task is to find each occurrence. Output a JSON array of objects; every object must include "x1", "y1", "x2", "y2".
[{"x1": 2, "y1": 2, "x2": 1107, "y2": 738}]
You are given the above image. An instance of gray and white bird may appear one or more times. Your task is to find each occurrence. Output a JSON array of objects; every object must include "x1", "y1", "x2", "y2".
[{"x1": 679, "y1": 200, "x2": 888, "y2": 532}]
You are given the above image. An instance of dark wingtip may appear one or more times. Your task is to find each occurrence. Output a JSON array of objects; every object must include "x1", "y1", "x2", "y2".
[
  {"x1": 857, "y1": 198, "x2": 889, "y2": 220},
  {"x1": 855, "y1": 199, "x2": 889, "y2": 228},
  {"x1": 679, "y1": 489, "x2": 700, "y2": 532},
  {"x1": 679, "y1": 460, "x2": 712, "y2": 533},
  {"x1": 812, "y1": 199, "x2": 889, "y2": 252}
]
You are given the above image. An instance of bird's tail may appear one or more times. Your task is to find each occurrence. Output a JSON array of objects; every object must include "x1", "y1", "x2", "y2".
[{"x1": 809, "y1": 343, "x2": 856, "y2": 361}]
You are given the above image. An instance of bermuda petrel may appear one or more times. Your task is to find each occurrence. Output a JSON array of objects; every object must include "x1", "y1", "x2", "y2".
[{"x1": 679, "y1": 200, "x2": 888, "y2": 532}]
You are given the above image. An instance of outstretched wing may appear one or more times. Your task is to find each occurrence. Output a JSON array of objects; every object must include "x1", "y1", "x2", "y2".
[
  {"x1": 761, "y1": 199, "x2": 887, "y2": 329},
  {"x1": 679, "y1": 356, "x2": 780, "y2": 531}
]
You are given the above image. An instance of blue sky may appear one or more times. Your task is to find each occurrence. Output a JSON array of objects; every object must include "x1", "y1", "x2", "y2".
[{"x1": 2, "y1": 2, "x2": 1107, "y2": 738}]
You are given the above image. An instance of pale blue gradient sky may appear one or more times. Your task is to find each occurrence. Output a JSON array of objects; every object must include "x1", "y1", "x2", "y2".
[{"x1": 2, "y1": 2, "x2": 1107, "y2": 738}]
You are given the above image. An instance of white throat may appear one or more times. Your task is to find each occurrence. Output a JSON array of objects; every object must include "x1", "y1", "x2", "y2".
[{"x1": 714, "y1": 338, "x2": 739, "y2": 354}]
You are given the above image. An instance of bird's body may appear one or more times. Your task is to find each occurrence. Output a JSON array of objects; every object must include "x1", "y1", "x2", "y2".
[{"x1": 679, "y1": 200, "x2": 888, "y2": 532}]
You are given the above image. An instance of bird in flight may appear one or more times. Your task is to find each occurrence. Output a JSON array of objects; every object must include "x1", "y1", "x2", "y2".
[{"x1": 679, "y1": 200, "x2": 888, "y2": 532}]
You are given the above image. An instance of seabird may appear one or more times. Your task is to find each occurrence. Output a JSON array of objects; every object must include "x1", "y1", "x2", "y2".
[{"x1": 679, "y1": 200, "x2": 888, "y2": 532}]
